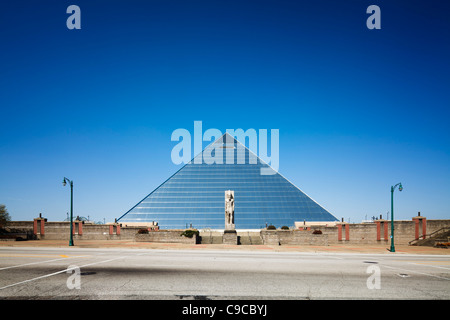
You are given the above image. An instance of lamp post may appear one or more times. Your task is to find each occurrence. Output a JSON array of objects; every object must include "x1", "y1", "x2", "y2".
[
  {"x1": 62, "y1": 177, "x2": 74, "y2": 246},
  {"x1": 389, "y1": 182, "x2": 403, "y2": 252}
]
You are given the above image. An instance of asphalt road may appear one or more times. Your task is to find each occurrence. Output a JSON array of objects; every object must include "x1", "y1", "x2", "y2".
[{"x1": 0, "y1": 246, "x2": 449, "y2": 300}]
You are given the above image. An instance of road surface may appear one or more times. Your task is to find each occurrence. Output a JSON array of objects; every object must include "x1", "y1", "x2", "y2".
[{"x1": 0, "y1": 246, "x2": 449, "y2": 299}]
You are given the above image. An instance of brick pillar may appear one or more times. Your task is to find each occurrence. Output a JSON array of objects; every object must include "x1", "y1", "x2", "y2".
[
  {"x1": 109, "y1": 225, "x2": 114, "y2": 235},
  {"x1": 422, "y1": 218, "x2": 427, "y2": 239},
  {"x1": 376, "y1": 221, "x2": 381, "y2": 241},
  {"x1": 116, "y1": 224, "x2": 120, "y2": 235},
  {"x1": 338, "y1": 224, "x2": 343, "y2": 241},
  {"x1": 376, "y1": 220, "x2": 388, "y2": 241},
  {"x1": 414, "y1": 219, "x2": 420, "y2": 240},
  {"x1": 345, "y1": 224, "x2": 350, "y2": 241},
  {"x1": 33, "y1": 218, "x2": 45, "y2": 235},
  {"x1": 384, "y1": 221, "x2": 388, "y2": 241},
  {"x1": 413, "y1": 215, "x2": 427, "y2": 240},
  {"x1": 78, "y1": 222, "x2": 83, "y2": 235}
]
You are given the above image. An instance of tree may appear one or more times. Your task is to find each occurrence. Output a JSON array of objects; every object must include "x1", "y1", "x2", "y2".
[{"x1": 0, "y1": 204, "x2": 11, "y2": 227}]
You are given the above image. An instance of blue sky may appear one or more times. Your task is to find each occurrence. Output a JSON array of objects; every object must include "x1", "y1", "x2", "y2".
[{"x1": 1, "y1": 0, "x2": 449, "y2": 224}]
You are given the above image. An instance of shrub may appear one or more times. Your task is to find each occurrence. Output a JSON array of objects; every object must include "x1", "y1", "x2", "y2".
[
  {"x1": 0, "y1": 204, "x2": 11, "y2": 228},
  {"x1": 181, "y1": 229, "x2": 199, "y2": 238},
  {"x1": 137, "y1": 228, "x2": 149, "y2": 234},
  {"x1": 267, "y1": 225, "x2": 276, "y2": 230},
  {"x1": 281, "y1": 226, "x2": 289, "y2": 230},
  {"x1": 312, "y1": 229, "x2": 322, "y2": 234}
]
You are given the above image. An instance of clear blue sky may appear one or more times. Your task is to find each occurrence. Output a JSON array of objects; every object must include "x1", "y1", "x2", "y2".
[{"x1": 1, "y1": 0, "x2": 449, "y2": 224}]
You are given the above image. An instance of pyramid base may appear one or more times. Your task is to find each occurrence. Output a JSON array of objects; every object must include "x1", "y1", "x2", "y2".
[{"x1": 222, "y1": 230, "x2": 238, "y2": 245}]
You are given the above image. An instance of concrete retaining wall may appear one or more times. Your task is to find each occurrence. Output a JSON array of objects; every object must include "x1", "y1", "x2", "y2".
[
  {"x1": 6, "y1": 221, "x2": 141, "y2": 241},
  {"x1": 5, "y1": 217, "x2": 450, "y2": 246},
  {"x1": 261, "y1": 230, "x2": 328, "y2": 246},
  {"x1": 135, "y1": 231, "x2": 198, "y2": 244},
  {"x1": 260, "y1": 219, "x2": 450, "y2": 246}
]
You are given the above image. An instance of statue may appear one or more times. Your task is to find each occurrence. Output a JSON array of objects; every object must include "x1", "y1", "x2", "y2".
[{"x1": 225, "y1": 190, "x2": 235, "y2": 230}]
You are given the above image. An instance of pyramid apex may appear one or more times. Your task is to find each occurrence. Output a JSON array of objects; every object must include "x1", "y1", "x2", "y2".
[{"x1": 212, "y1": 132, "x2": 238, "y2": 145}]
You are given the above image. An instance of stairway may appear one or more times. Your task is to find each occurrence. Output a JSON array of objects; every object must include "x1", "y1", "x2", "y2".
[
  {"x1": 409, "y1": 228, "x2": 450, "y2": 247},
  {"x1": 199, "y1": 232, "x2": 263, "y2": 245}
]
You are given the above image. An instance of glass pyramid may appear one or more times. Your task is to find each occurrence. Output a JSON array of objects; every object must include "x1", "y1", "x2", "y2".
[{"x1": 117, "y1": 133, "x2": 338, "y2": 229}]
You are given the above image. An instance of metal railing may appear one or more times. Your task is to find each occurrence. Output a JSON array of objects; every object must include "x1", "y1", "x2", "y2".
[{"x1": 408, "y1": 227, "x2": 450, "y2": 246}]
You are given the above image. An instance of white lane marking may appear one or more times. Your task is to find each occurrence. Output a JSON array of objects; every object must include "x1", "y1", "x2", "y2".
[
  {"x1": 407, "y1": 262, "x2": 450, "y2": 271},
  {"x1": 0, "y1": 255, "x2": 128, "y2": 290},
  {"x1": 0, "y1": 249, "x2": 118, "y2": 271},
  {"x1": 0, "y1": 256, "x2": 90, "y2": 271},
  {"x1": 382, "y1": 265, "x2": 450, "y2": 281}
]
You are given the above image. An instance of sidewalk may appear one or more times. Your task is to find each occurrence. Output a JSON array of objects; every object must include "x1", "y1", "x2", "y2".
[{"x1": 1, "y1": 239, "x2": 449, "y2": 255}]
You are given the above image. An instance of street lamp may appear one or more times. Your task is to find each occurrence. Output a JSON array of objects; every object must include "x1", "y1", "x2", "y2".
[
  {"x1": 389, "y1": 182, "x2": 403, "y2": 252},
  {"x1": 62, "y1": 177, "x2": 74, "y2": 246}
]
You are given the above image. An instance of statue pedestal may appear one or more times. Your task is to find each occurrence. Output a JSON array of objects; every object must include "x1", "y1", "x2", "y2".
[
  {"x1": 225, "y1": 223, "x2": 235, "y2": 230},
  {"x1": 222, "y1": 230, "x2": 238, "y2": 245}
]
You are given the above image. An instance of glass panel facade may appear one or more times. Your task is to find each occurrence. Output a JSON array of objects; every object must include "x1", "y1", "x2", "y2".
[{"x1": 118, "y1": 133, "x2": 338, "y2": 229}]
